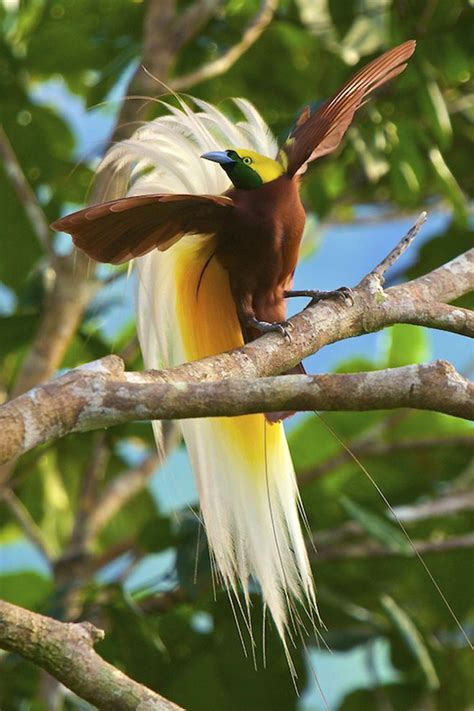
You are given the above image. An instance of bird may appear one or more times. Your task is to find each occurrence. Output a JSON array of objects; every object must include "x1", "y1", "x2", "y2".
[{"x1": 52, "y1": 41, "x2": 416, "y2": 656}]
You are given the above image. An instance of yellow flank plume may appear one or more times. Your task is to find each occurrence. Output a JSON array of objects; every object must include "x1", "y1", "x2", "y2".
[
  {"x1": 128, "y1": 98, "x2": 317, "y2": 651},
  {"x1": 174, "y1": 237, "x2": 284, "y2": 472}
]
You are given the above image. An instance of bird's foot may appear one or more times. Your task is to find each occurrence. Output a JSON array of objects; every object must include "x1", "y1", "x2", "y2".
[
  {"x1": 246, "y1": 317, "x2": 294, "y2": 341},
  {"x1": 284, "y1": 287, "x2": 354, "y2": 308}
]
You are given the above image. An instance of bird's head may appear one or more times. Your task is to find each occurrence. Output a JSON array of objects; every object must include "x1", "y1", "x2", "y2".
[{"x1": 201, "y1": 149, "x2": 284, "y2": 190}]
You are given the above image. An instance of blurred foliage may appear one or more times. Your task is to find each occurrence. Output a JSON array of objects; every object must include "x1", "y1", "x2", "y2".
[{"x1": 0, "y1": 0, "x2": 473, "y2": 709}]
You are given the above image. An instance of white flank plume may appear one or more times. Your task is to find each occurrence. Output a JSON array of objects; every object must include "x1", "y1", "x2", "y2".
[{"x1": 97, "y1": 96, "x2": 318, "y2": 651}]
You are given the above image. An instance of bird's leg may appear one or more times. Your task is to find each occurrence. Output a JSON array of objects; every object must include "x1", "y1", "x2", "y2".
[
  {"x1": 237, "y1": 294, "x2": 293, "y2": 341},
  {"x1": 244, "y1": 316, "x2": 294, "y2": 340},
  {"x1": 284, "y1": 287, "x2": 354, "y2": 308}
]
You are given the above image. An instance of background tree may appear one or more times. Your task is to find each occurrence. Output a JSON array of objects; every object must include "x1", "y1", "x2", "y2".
[{"x1": 0, "y1": 1, "x2": 472, "y2": 709}]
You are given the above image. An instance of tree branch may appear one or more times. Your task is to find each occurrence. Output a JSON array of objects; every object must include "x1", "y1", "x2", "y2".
[
  {"x1": 299, "y1": 433, "x2": 474, "y2": 485},
  {"x1": 85, "y1": 451, "x2": 159, "y2": 544},
  {"x1": 1, "y1": 218, "x2": 472, "y2": 465},
  {"x1": 171, "y1": 0, "x2": 278, "y2": 90},
  {"x1": 0, "y1": 359, "x2": 472, "y2": 465},
  {"x1": 313, "y1": 532, "x2": 474, "y2": 562},
  {"x1": 171, "y1": 0, "x2": 224, "y2": 51},
  {"x1": 0, "y1": 125, "x2": 54, "y2": 258},
  {"x1": 0, "y1": 600, "x2": 184, "y2": 711},
  {"x1": 1, "y1": 488, "x2": 53, "y2": 560}
]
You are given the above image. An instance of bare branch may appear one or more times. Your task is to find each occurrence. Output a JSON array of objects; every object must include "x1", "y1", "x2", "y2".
[
  {"x1": 68, "y1": 432, "x2": 110, "y2": 555},
  {"x1": 171, "y1": 0, "x2": 224, "y2": 51},
  {"x1": 0, "y1": 125, "x2": 54, "y2": 258},
  {"x1": 85, "y1": 451, "x2": 159, "y2": 543},
  {"x1": 1, "y1": 358, "x2": 472, "y2": 465},
  {"x1": 313, "y1": 532, "x2": 474, "y2": 562},
  {"x1": 299, "y1": 433, "x2": 474, "y2": 485},
  {"x1": 171, "y1": 0, "x2": 278, "y2": 90},
  {"x1": 362, "y1": 212, "x2": 427, "y2": 285},
  {"x1": 392, "y1": 489, "x2": 474, "y2": 522},
  {"x1": 1, "y1": 489, "x2": 53, "y2": 560},
  {"x1": 8, "y1": 257, "x2": 98, "y2": 400},
  {"x1": 0, "y1": 600, "x2": 184, "y2": 711},
  {"x1": 1, "y1": 220, "x2": 472, "y2": 465}
]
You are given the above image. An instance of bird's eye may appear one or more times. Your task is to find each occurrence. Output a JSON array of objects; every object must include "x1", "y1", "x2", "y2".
[{"x1": 242, "y1": 156, "x2": 253, "y2": 165}]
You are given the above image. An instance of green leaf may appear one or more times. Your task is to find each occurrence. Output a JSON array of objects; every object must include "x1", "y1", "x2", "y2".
[
  {"x1": 341, "y1": 496, "x2": 411, "y2": 554},
  {"x1": 429, "y1": 146, "x2": 468, "y2": 224},
  {"x1": 384, "y1": 324, "x2": 430, "y2": 368},
  {"x1": 0, "y1": 572, "x2": 52, "y2": 610},
  {"x1": 381, "y1": 594, "x2": 440, "y2": 691},
  {"x1": 419, "y1": 80, "x2": 452, "y2": 147}
]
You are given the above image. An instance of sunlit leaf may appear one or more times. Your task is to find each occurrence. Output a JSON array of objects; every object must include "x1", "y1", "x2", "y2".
[
  {"x1": 341, "y1": 496, "x2": 411, "y2": 554},
  {"x1": 381, "y1": 595, "x2": 440, "y2": 691}
]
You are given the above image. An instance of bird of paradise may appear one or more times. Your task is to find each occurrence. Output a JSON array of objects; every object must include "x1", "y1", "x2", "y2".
[{"x1": 53, "y1": 42, "x2": 416, "y2": 656}]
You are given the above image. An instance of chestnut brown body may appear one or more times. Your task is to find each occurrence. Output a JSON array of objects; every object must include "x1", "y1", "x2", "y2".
[{"x1": 217, "y1": 175, "x2": 305, "y2": 327}]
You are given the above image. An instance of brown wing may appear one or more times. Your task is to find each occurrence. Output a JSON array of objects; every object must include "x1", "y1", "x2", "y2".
[
  {"x1": 51, "y1": 193, "x2": 234, "y2": 264},
  {"x1": 279, "y1": 40, "x2": 416, "y2": 177}
]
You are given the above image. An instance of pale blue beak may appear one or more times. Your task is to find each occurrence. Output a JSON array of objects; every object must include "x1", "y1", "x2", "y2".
[{"x1": 201, "y1": 151, "x2": 236, "y2": 165}]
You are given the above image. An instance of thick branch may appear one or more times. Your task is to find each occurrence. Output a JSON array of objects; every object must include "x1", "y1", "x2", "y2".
[
  {"x1": 0, "y1": 600, "x2": 183, "y2": 711},
  {"x1": 171, "y1": 0, "x2": 278, "y2": 90},
  {"x1": 1, "y1": 222, "x2": 472, "y2": 464},
  {"x1": 1, "y1": 359, "x2": 472, "y2": 464}
]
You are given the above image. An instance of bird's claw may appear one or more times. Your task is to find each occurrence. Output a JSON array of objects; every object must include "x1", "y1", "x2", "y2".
[
  {"x1": 307, "y1": 286, "x2": 354, "y2": 308},
  {"x1": 247, "y1": 318, "x2": 293, "y2": 341},
  {"x1": 333, "y1": 286, "x2": 354, "y2": 305},
  {"x1": 278, "y1": 320, "x2": 293, "y2": 341}
]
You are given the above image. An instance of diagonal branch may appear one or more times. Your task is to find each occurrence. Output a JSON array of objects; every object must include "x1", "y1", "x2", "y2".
[
  {"x1": 171, "y1": 0, "x2": 224, "y2": 51},
  {"x1": 0, "y1": 124, "x2": 54, "y2": 258},
  {"x1": 0, "y1": 600, "x2": 184, "y2": 711},
  {"x1": 171, "y1": 0, "x2": 278, "y2": 90},
  {"x1": 1, "y1": 489, "x2": 53, "y2": 560},
  {"x1": 1, "y1": 219, "x2": 472, "y2": 465}
]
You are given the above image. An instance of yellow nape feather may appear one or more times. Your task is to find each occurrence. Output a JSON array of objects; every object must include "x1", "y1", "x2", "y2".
[{"x1": 232, "y1": 148, "x2": 284, "y2": 183}]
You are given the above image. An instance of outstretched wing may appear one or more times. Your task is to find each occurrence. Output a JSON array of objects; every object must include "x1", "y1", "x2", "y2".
[
  {"x1": 279, "y1": 40, "x2": 416, "y2": 177},
  {"x1": 51, "y1": 193, "x2": 234, "y2": 264}
]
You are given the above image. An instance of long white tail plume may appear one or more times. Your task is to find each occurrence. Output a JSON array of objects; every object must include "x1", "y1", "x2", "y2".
[{"x1": 98, "y1": 97, "x2": 318, "y2": 648}]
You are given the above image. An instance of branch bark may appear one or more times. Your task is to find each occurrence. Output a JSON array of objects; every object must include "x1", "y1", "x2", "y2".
[
  {"x1": 0, "y1": 359, "x2": 472, "y2": 465},
  {"x1": 1, "y1": 215, "x2": 473, "y2": 466},
  {"x1": 0, "y1": 600, "x2": 184, "y2": 711}
]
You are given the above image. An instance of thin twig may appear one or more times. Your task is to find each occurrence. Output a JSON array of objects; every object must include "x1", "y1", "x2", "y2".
[
  {"x1": 299, "y1": 433, "x2": 474, "y2": 485},
  {"x1": 362, "y1": 211, "x2": 427, "y2": 286},
  {"x1": 1, "y1": 489, "x2": 53, "y2": 561},
  {"x1": 0, "y1": 125, "x2": 55, "y2": 258},
  {"x1": 85, "y1": 451, "x2": 160, "y2": 544},
  {"x1": 313, "y1": 532, "x2": 474, "y2": 561},
  {"x1": 171, "y1": 0, "x2": 278, "y2": 90}
]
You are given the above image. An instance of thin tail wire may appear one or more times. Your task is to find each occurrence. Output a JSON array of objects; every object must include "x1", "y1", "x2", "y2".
[{"x1": 313, "y1": 410, "x2": 473, "y2": 650}]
